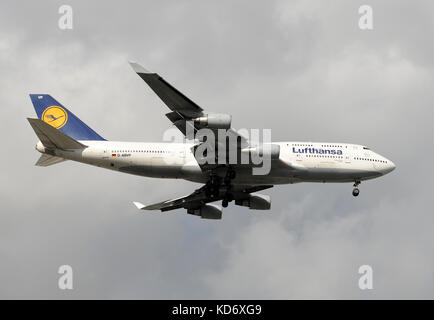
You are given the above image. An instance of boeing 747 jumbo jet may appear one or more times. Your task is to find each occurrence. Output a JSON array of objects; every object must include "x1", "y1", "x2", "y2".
[{"x1": 27, "y1": 62, "x2": 395, "y2": 219}]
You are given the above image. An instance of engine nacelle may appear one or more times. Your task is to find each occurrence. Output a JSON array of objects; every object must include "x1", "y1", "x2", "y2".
[
  {"x1": 235, "y1": 193, "x2": 271, "y2": 210},
  {"x1": 194, "y1": 113, "x2": 232, "y2": 129},
  {"x1": 187, "y1": 204, "x2": 222, "y2": 219},
  {"x1": 242, "y1": 144, "x2": 280, "y2": 160}
]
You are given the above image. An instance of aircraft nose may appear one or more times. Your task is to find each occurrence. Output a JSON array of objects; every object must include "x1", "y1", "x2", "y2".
[{"x1": 383, "y1": 159, "x2": 396, "y2": 174}]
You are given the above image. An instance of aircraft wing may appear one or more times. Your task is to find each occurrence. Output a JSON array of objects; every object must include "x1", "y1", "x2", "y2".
[
  {"x1": 129, "y1": 61, "x2": 249, "y2": 153},
  {"x1": 133, "y1": 184, "x2": 273, "y2": 212},
  {"x1": 129, "y1": 61, "x2": 204, "y2": 120}
]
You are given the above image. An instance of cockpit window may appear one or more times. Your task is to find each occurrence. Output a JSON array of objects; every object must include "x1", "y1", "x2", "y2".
[{"x1": 363, "y1": 147, "x2": 370, "y2": 150}]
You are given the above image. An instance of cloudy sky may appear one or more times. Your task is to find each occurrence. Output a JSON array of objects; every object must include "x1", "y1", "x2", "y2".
[{"x1": 0, "y1": 0, "x2": 433, "y2": 299}]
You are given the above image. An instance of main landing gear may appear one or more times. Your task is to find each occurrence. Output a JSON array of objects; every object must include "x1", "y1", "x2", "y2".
[
  {"x1": 205, "y1": 175, "x2": 220, "y2": 199},
  {"x1": 222, "y1": 198, "x2": 229, "y2": 208},
  {"x1": 222, "y1": 168, "x2": 236, "y2": 207},
  {"x1": 205, "y1": 169, "x2": 236, "y2": 205},
  {"x1": 352, "y1": 180, "x2": 361, "y2": 197}
]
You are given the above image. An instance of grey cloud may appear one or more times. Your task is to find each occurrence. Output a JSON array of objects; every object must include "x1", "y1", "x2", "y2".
[{"x1": 0, "y1": 0, "x2": 433, "y2": 299}]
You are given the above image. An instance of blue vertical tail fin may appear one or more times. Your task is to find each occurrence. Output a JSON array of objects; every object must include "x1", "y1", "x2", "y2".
[{"x1": 29, "y1": 94, "x2": 106, "y2": 141}]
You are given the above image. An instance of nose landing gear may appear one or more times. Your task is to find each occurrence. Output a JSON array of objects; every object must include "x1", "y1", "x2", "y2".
[{"x1": 352, "y1": 180, "x2": 361, "y2": 197}]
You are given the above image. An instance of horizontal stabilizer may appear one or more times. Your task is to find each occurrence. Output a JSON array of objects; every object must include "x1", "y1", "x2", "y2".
[
  {"x1": 28, "y1": 118, "x2": 86, "y2": 150},
  {"x1": 35, "y1": 154, "x2": 67, "y2": 167}
]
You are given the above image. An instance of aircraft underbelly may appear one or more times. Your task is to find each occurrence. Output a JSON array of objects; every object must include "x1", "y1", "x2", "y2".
[
  {"x1": 298, "y1": 167, "x2": 381, "y2": 182},
  {"x1": 230, "y1": 166, "x2": 381, "y2": 185},
  {"x1": 118, "y1": 163, "x2": 184, "y2": 178},
  {"x1": 112, "y1": 154, "x2": 184, "y2": 178}
]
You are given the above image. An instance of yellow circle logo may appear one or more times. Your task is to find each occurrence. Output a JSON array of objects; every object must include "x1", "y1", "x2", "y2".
[{"x1": 42, "y1": 106, "x2": 68, "y2": 129}]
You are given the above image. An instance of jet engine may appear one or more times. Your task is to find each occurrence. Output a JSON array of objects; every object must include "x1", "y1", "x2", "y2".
[
  {"x1": 241, "y1": 144, "x2": 280, "y2": 160},
  {"x1": 187, "y1": 204, "x2": 222, "y2": 219},
  {"x1": 194, "y1": 113, "x2": 232, "y2": 129},
  {"x1": 235, "y1": 193, "x2": 271, "y2": 210}
]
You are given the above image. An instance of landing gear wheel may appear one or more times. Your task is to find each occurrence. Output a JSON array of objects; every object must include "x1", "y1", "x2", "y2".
[
  {"x1": 352, "y1": 188, "x2": 360, "y2": 197},
  {"x1": 222, "y1": 199, "x2": 229, "y2": 208}
]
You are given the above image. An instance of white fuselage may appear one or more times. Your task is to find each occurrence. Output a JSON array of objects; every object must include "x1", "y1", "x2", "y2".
[{"x1": 37, "y1": 141, "x2": 395, "y2": 185}]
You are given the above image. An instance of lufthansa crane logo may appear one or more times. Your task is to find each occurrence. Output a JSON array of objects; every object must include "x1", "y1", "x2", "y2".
[{"x1": 42, "y1": 106, "x2": 68, "y2": 129}]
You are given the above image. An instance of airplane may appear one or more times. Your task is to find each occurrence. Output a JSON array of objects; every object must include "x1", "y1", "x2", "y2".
[{"x1": 27, "y1": 61, "x2": 396, "y2": 220}]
